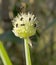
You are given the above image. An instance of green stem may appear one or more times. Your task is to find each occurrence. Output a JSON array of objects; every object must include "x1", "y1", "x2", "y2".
[
  {"x1": 0, "y1": 41, "x2": 12, "y2": 65},
  {"x1": 24, "y1": 38, "x2": 32, "y2": 65}
]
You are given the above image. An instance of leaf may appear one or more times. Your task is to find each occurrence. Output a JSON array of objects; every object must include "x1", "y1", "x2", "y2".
[
  {"x1": 0, "y1": 41, "x2": 12, "y2": 65},
  {"x1": 0, "y1": 31, "x2": 23, "y2": 44}
]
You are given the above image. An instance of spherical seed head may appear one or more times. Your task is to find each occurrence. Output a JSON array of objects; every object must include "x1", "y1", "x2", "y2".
[{"x1": 12, "y1": 13, "x2": 37, "y2": 38}]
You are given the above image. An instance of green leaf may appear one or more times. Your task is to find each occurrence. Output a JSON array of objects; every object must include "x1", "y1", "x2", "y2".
[
  {"x1": 0, "y1": 31, "x2": 23, "y2": 43},
  {"x1": 0, "y1": 41, "x2": 12, "y2": 65}
]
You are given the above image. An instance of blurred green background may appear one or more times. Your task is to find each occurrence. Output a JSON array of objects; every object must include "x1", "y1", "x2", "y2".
[{"x1": 0, "y1": 0, "x2": 56, "y2": 65}]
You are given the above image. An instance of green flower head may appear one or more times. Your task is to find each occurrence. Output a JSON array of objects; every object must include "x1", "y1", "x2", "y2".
[{"x1": 12, "y1": 13, "x2": 37, "y2": 38}]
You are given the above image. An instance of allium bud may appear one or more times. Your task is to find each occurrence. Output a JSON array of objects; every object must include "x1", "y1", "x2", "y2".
[{"x1": 12, "y1": 13, "x2": 37, "y2": 38}]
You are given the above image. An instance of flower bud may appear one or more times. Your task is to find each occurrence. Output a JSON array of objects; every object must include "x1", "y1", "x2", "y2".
[{"x1": 12, "y1": 13, "x2": 37, "y2": 38}]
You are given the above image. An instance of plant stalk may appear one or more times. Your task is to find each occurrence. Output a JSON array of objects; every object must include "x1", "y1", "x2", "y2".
[
  {"x1": 0, "y1": 41, "x2": 12, "y2": 65},
  {"x1": 24, "y1": 38, "x2": 32, "y2": 65}
]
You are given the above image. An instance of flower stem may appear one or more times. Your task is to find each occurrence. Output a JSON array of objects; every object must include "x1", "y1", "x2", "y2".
[
  {"x1": 0, "y1": 41, "x2": 12, "y2": 65},
  {"x1": 24, "y1": 38, "x2": 32, "y2": 65}
]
